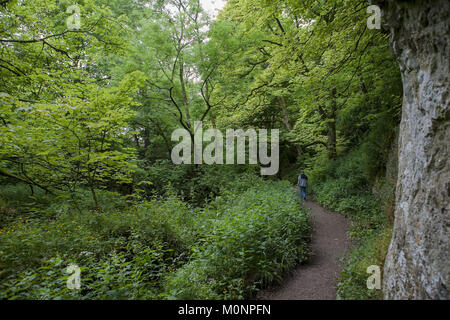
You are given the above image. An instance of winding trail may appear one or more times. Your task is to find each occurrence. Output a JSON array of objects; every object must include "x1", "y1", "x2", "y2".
[{"x1": 257, "y1": 199, "x2": 352, "y2": 300}]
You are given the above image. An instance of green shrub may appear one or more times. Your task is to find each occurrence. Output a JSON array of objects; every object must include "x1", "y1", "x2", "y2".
[
  {"x1": 0, "y1": 192, "x2": 199, "y2": 299},
  {"x1": 0, "y1": 238, "x2": 169, "y2": 300},
  {"x1": 135, "y1": 160, "x2": 261, "y2": 205},
  {"x1": 337, "y1": 227, "x2": 392, "y2": 300},
  {"x1": 164, "y1": 181, "x2": 311, "y2": 299},
  {"x1": 0, "y1": 176, "x2": 311, "y2": 300}
]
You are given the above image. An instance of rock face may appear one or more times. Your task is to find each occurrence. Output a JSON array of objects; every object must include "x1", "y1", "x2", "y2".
[{"x1": 370, "y1": 0, "x2": 449, "y2": 299}]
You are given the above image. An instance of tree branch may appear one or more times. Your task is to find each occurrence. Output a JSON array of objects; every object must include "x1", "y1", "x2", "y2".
[{"x1": 169, "y1": 87, "x2": 192, "y2": 135}]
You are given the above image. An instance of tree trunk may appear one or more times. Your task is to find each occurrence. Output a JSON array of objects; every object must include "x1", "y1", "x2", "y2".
[
  {"x1": 90, "y1": 181, "x2": 99, "y2": 209},
  {"x1": 278, "y1": 96, "x2": 303, "y2": 157},
  {"x1": 155, "y1": 122, "x2": 171, "y2": 159},
  {"x1": 209, "y1": 111, "x2": 217, "y2": 130},
  {"x1": 277, "y1": 96, "x2": 292, "y2": 132},
  {"x1": 327, "y1": 89, "x2": 337, "y2": 160},
  {"x1": 179, "y1": 62, "x2": 191, "y2": 125},
  {"x1": 370, "y1": 0, "x2": 449, "y2": 299},
  {"x1": 141, "y1": 126, "x2": 151, "y2": 158}
]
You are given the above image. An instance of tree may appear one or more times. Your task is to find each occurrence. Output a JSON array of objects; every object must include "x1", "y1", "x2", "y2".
[
  {"x1": 0, "y1": 0, "x2": 145, "y2": 206},
  {"x1": 209, "y1": 0, "x2": 401, "y2": 164},
  {"x1": 0, "y1": 72, "x2": 145, "y2": 207}
]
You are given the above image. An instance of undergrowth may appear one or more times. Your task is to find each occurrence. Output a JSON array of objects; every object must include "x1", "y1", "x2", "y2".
[{"x1": 0, "y1": 176, "x2": 311, "y2": 299}]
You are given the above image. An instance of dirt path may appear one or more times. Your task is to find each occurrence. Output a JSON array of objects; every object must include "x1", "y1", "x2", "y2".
[{"x1": 257, "y1": 199, "x2": 352, "y2": 300}]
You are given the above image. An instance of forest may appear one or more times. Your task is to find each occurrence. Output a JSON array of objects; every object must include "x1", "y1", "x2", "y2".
[{"x1": 0, "y1": 0, "x2": 446, "y2": 300}]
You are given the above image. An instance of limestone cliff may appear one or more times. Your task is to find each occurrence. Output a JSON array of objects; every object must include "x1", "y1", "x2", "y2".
[{"x1": 369, "y1": 0, "x2": 449, "y2": 299}]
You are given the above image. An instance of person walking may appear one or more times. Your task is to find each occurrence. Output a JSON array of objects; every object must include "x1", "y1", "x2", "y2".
[{"x1": 297, "y1": 171, "x2": 308, "y2": 200}]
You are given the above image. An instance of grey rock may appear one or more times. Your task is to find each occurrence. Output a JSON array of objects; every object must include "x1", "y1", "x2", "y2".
[{"x1": 370, "y1": 0, "x2": 450, "y2": 299}]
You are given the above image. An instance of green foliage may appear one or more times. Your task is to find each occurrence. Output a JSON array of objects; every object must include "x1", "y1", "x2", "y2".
[
  {"x1": 310, "y1": 141, "x2": 394, "y2": 300},
  {"x1": 135, "y1": 160, "x2": 261, "y2": 204},
  {"x1": 0, "y1": 177, "x2": 311, "y2": 300},
  {"x1": 312, "y1": 148, "x2": 387, "y2": 240},
  {"x1": 0, "y1": 193, "x2": 195, "y2": 299},
  {"x1": 0, "y1": 0, "x2": 403, "y2": 301},
  {"x1": 164, "y1": 180, "x2": 311, "y2": 299},
  {"x1": 337, "y1": 227, "x2": 392, "y2": 300},
  {"x1": 0, "y1": 71, "x2": 144, "y2": 206},
  {"x1": 167, "y1": 182, "x2": 311, "y2": 299},
  {"x1": 211, "y1": 0, "x2": 401, "y2": 165}
]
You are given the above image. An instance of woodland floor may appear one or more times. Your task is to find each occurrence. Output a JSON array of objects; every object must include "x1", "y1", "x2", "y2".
[{"x1": 257, "y1": 198, "x2": 352, "y2": 300}]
